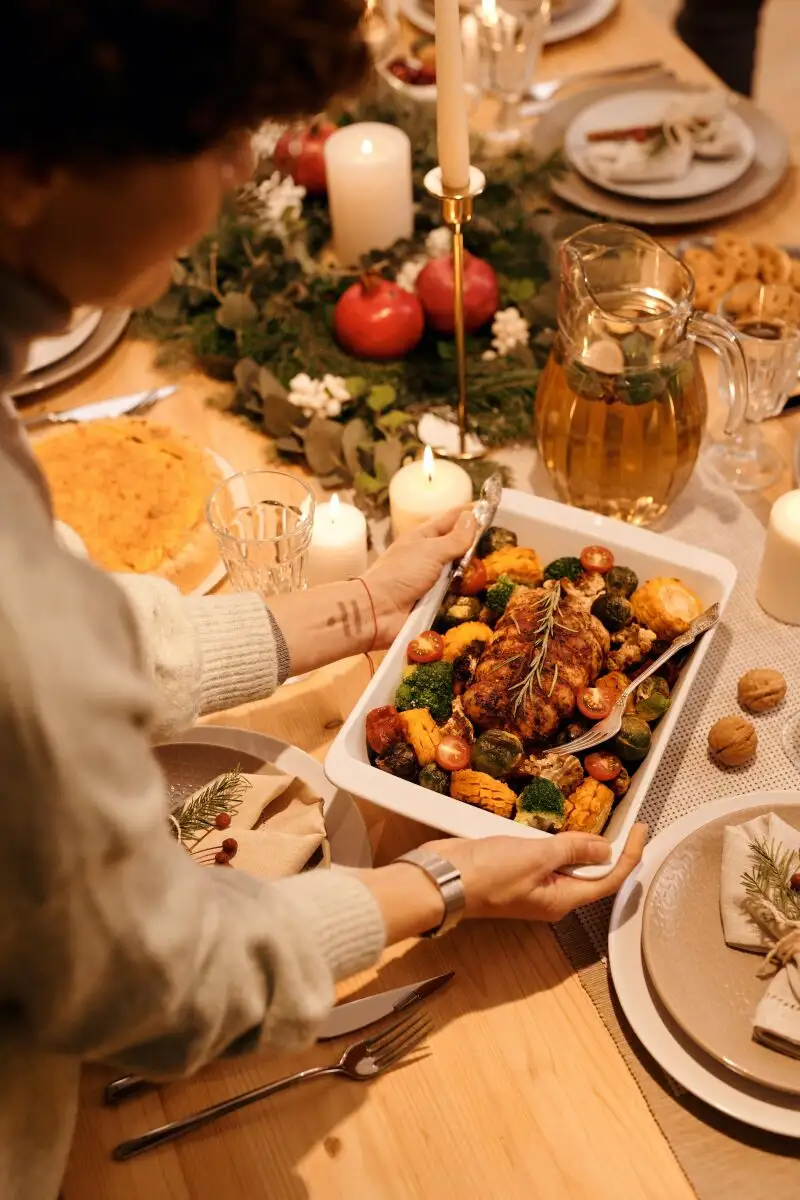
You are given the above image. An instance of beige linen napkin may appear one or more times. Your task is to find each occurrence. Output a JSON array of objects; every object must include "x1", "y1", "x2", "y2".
[
  {"x1": 184, "y1": 773, "x2": 328, "y2": 881},
  {"x1": 720, "y1": 813, "x2": 800, "y2": 1058}
]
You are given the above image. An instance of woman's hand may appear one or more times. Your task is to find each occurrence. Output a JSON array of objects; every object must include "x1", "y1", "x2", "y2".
[{"x1": 363, "y1": 508, "x2": 475, "y2": 648}]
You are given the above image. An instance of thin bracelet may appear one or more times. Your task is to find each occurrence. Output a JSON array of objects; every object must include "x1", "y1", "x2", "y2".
[{"x1": 351, "y1": 576, "x2": 378, "y2": 654}]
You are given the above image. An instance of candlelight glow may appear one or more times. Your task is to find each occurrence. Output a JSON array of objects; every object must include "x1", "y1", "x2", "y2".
[
  {"x1": 423, "y1": 445, "x2": 436, "y2": 483},
  {"x1": 329, "y1": 492, "x2": 340, "y2": 523},
  {"x1": 360, "y1": 138, "x2": 374, "y2": 157},
  {"x1": 481, "y1": 0, "x2": 498, "y2": 21}
]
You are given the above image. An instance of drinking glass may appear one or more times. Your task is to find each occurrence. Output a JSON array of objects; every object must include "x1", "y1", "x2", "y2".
[
  {"x1": 704, "y1": 283, "x2": 800, "y2": 492},
  {"x1": 207, "y1": 471, "x2": 315, "y2": 597},
  {"x1": 474, "y1": 0, "x2": 552, "y2": 146}
]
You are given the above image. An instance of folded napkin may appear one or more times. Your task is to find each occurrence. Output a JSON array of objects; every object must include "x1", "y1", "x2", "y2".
[
  {"x1": 583, "y1": 126, "x2": 693, "y2": 185},
  {"x1": 720, "y1": 813, "x2": 800, "y2": 1058},
  {"x1": 181, "y1": 772, "x2": 328, "y2": 881}
]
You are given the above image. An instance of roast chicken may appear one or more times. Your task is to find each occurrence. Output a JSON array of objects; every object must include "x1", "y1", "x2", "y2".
[{"x1": 463, "y1": 581, "x2": 609, "y2": 743}]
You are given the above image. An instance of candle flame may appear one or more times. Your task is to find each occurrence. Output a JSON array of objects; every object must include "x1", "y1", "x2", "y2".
[
  {"x1": 423, "y1": 445, "x2": 436, "y2": 483},
  {"x1": 329, "y1": 492, "x2": 340, "y2": 522},
  {"x1": 481, "y1": 0, "x2": 498, "y2": 21},
  {"x1": 360, "y1": 137, "x2": 374, "y2": 157}
]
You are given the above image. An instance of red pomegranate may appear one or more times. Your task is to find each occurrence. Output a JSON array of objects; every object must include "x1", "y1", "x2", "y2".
[
  {"x1": 416, "y1": 253, "x2": 500, "y2": 335},
  {"x1": 334, "y1": 275, "x2": 425, "y2": 360},
  {"x1": 274, "y1": 121, "x2": 336, "y2": 195}
]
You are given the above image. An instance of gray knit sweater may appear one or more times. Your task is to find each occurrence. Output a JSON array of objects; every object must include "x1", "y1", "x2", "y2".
[{"x1": 0, "y1": 274, "x2": 385, "y2": 1200}]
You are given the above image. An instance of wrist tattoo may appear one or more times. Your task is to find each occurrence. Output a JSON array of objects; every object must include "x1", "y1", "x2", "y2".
[{"x1": 336, "y1": 599, "x2": 364, "y2": 643}]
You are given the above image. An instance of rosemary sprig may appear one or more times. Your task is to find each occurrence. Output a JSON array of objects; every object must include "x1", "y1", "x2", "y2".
[
  {"x1": 741, "y1": 837, "x2": 800, "y2": 923},
  {"x1": 177, "y1": 767, "x2": 252, "y2": 843},
  {"x1": 511, "y1": 583, "x2": 562, "y2": 716}
]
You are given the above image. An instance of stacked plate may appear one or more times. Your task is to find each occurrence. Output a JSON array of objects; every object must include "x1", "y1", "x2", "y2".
[
  {"x1": 609, "y1": 791, "x2": 800, "y2": 1136},
  {"x1": 11, "y1": 307, "x2": 130, "y2": 400},
  {"x1": 399, "y1": 0, "x2": 620, "y2": 46}
]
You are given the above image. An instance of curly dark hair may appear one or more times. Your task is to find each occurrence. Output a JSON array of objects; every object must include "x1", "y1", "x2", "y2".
[{"x1": 4, "y1": 0, "x2": 369, "y2": 169}]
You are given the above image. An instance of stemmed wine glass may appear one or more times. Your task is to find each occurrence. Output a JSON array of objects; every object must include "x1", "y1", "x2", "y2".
[{"x1": 472, "y1": 0, "x2": 552, "y2": 147}]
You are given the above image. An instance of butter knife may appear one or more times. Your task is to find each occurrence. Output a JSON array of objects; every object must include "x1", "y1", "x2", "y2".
[
  {"x1": 22, "y1": 385, "x2": 177, "y2": 430},
  {"x1": 451, "y1": 472, "x2": 503, "y2": 587}
]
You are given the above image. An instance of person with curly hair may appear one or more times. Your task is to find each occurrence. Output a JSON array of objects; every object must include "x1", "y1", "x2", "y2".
[{"x1": 0, "y1": 4, "x2": 645, "y2": 1195}]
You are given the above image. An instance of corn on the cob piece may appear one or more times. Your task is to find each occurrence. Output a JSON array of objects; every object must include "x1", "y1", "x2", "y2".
[
  {"x1": 442, "y1": 621, "x2": 493, "y2": 662},
  {"x1": 451, "y1": 770, "x2": 515, "y2": 819},
  {"x1": 564, "y1": 778, "x2": 614, "y2": 835},
  {"x1": 398, "y1": 708, "x2": 441, "y2": 767}
]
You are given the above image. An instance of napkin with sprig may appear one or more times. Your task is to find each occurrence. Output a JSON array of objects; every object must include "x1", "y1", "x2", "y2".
[
  {"x1": 173, "y1": 768, "x2": 329, "y2": 880},
  {"x1": 720, "y1": 813, "x2": 800, "y2": 1059}
]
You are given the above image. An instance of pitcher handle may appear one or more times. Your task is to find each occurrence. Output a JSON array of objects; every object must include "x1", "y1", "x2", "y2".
[{"x1": 686, "y1": 311, "x2": 748, "y2": 437}]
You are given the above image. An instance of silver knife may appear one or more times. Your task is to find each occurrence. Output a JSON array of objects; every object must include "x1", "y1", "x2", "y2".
[
  {"x1": 103, "y1": 971, "x2": 453, "y2": 1106},
  {"x1": 22, "y1": 385, "x2": 177, "y2": 430}
]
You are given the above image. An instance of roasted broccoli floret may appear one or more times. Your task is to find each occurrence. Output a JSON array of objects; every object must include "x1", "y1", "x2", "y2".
[
  {"x1": 395, "y1": 660, "x2": 454, "y2": 722},
  {"x1": 515, "y1": 778, "x2": 566, "y2": 832},
  {"x1": 485, "y1": 573, "x2": 517, "y2": 615},
  {"x1": 543, "y1": 556, "x2": 583, "y2": 583}
]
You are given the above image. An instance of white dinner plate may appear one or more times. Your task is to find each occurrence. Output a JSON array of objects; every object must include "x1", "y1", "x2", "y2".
[
  {"x1": 565, "y1": 89, "x2": 756, "y2": 200},
  {"x1": 160, "y1": 726, "x2": 373, "y2": 870},
  {"x1": 399, "y1": 0, "x2": 618, "y2": 45},
  {"x1": 24, "y1": 308, "x2": 103, "y2": 375},
  {"x1": 609, "y1": 791, "x2": 800, "y2": 1138}
]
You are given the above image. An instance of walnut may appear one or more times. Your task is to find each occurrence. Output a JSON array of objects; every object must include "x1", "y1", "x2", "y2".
[
  {"x1": 708, "y1": 715, "x2": 758, "y2": 767},
  {"x1": 737, "y1": 668, "x2": 787, "y2": 713}
]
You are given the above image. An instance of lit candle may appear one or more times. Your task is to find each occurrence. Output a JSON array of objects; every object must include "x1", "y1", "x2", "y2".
[
  {"x1": 324, "y1": 123, "x2": 414, "y2": 267},
  {"x1": 306, "y1": 492, "x2": 369, "y2": 588},
  {"x1": 756, "y1": 490, "x2": 800, "y2": 624},
  {"x1": 435, "y1": 0, "x2": 472, "y2": 192},
  {"x1": 389, "y1": 446, "x2": 473, "y2": 538}
]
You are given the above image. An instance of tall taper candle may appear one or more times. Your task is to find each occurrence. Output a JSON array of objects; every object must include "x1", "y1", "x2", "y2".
[{"x1": 435, "y1": 0, "x2": 472, "y2": 192}]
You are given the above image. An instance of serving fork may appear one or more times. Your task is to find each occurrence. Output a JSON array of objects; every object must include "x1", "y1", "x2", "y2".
[
  {"x1": 451, "y1": 472, "x2": 503, "y2": 588},
  {"x1": 112, "y1": 1011, "x2": 432, "y2": 1162},
  {"x1": 549, "y1": 604, "x2": 720, "y2": 758}
]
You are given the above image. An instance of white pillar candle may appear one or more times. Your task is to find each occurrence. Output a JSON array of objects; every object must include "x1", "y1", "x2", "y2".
[
  {"x1": 306, "y1": 493, "x2": 369, "y2": 588},
  {"x1": 435, "y1": 0, "x2": 472, "y2": 191},
  {"x1": 756, "y1": 490, "x2": 800, "y2": 624},
  {"x1": 324, "y1": 123, "x2": 414, "y2": 267},
  {"x1": 389, "y1": 446, "x2": 473, "y2": 538}
]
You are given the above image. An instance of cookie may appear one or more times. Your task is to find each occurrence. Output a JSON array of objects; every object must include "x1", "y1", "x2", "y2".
[
  {"x1": 713, "y1": 234, "x2": 759, "y2": 280},
  {"x1": 755, "y1": 243, "x2": 793, "y2": 285},
  {"x1": 721, "y1": 278, "x2": 762, "y2": 318},
  {"x1": 790, "y1": 257, "x2": 800, "y2": 290}
]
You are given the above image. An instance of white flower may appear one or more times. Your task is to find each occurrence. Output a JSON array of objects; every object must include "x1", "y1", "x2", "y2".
[
  {"x1": 251, "y1": 121, "x2": 286, "y2": 163},
  {"x1": 288, "y1": 372, "x2": 349, "y2": 418},
  {"x1": 425, "y1": 227, "x2": 453, "y2": 258},
  {"x1": 482, "y1": 349, "x2": 498, "y2": 362},
  {"x1": 489, "y1": 306, "x2": 530, "y2": 357},
  {"x1": 417, "y1": 413, "x2": 484, "y2": 458},
  {"x1": 396, "y1": 257, "x2": 427, "y2": 293},
  {"x1": 250, "y1": 171, "x2": 306, "y2": 239}
]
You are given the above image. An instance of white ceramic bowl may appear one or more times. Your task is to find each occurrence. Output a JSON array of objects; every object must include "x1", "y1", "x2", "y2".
[{"x1": 325, "y1": 489, "x2": 737, "y2": 878}]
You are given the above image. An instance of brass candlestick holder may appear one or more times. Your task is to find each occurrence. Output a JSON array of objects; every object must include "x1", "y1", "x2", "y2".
[{"x1": 424, "y1": 165, "x2": 487, "y2": 460}]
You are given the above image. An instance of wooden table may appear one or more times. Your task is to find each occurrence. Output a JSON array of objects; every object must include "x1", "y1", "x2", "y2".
[{"x1": 36, "y1": 3, "x2": 797, "y2": 1197}]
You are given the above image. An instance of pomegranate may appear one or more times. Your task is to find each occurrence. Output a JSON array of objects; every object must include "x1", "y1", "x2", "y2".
[
  {"x1": 274, "y1": 121, "x2": 336, "y2": 195},
  {"x1": 334, "y1": 275, "x2": 425, "y2": 360},
  {"x1": 416, "y1": 253, "x2": 500, "y2": 335}
]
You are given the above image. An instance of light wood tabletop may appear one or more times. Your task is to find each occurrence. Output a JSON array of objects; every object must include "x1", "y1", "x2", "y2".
[{"x1": 23, "y1": 2, "x2": 797, "y2": 1197}]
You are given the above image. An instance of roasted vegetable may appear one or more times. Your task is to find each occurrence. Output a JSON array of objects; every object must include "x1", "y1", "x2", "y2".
[
  {"x1": 451, "y1": 770, "x2": 516, "y2": 819},
  {"x1": 366, "y1": 705, "x2": 404, "y2": 756},
  {"x1": 407, "y1": 630, "x2": 444, "y2": 664},
  {"x1": 606, "y1": 565, "x2": 639, "y2": 598},
  {"x1": 395, "y1": 660, "x2": 454, "y2": 722},
  {"x1": 513, "y1": 751, "x2": 584, "y2": 798},
  {"x1": 515, "y1": 777, "x2": 566, "y2": 831},
  {"x1": 458, "y1": 558, "x2": 488, "y2": 596},
  {"x1": 580, "y1": 545, "x2": 614, "y2": 574},
  {"x1": 419, "y1": 763, "x2": 450, "y2": 794},
  {"x1": 556, "y1": 719, "x2": 591, "y2": 747},
  {"x1": 471, "y1": 729, "x2": 524, "y2": 778},
  {"x1": 485, "y1": 573, "x2": 517, "y2": 615},
  {"x1": 585, "y1": 751, "x2": 623, "y2": 783},
  {"x1": 543, "y1": 556, "x2": 584, "y2": 583},
  {"x1": 595, "y1": 671, "x2": 630, "y2": 700},
  {"x1": 477, "y1": 525, "x2": 518, "y2": 557},
  {"x1": 377, "y1": 741, "x2": 418, "y2": 781},
  {"x1": 607, "y1": 624, "x2": 657, "y2": 673},
  {"x1": 482, "y1": 546, "x2": 543, "y2": 586},
  {"x1": 577, "y1": 685, "x2": 613, "y2": 721},
  {"x1": 591, "y1": 592, "x2": 633, "y2": 633},
  {"x1": 440, "y1": 696, "x2": 475, "y2": 744},
  {"x1": 441, "y1": 595, "x2": 482, "y2": 628},
  {"x1": 613, "y1": 715, "x2": 652, "y2": 763},
  {"x1": 635, "y1": 676, "x2": 670, "y2": 722},
  {"x1": 398, "y1": 708, "x2": 442, "y2": 766},
  {"x1": 442, "y1": 621, "x2": 493, "y2": 662},
  {"x1": 630, "y1": 577, "x2": 703, "y2": 640},
  {"x1": 436, "y1": 735, "x2": 472, "y2": 771},
  {"x1": 609, "y1": 766, "x2": 631, "y2": 799},
  {"x1": 564, "y1": 778, "x2": 614, "y2": 834}
]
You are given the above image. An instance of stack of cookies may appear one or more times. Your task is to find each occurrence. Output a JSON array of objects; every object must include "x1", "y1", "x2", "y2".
[{"x1": 684, "y1": 234, "x2": 800, "y2": 315}]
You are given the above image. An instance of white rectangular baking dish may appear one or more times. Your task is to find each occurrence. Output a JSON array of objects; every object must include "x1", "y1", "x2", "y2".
[{"x1": 325, "y1": 489, "x2": 737, "y2": 878}]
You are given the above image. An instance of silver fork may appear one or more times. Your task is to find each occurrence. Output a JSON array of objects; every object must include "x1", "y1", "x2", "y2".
[
  {"x1": 549, "y1": 604, "x2": 720, "y2": 758},
  {"x1": 527, "y1": 60, "x2": 665, "y2": 103},
  {"x1": 112, "y1": 1012, "x2": 432, "y2": 1162}
]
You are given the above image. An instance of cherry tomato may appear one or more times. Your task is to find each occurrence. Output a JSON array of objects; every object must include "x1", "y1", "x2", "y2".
[
  {"x1": 407, "y1": 631, "x2": 444, "y2": 664},
  {"x1": 435, "y1": 735, "x2": 471, "y2": 772},
  {"x1": 585, "y1": 751, "x2": 623, "y2": 783},
  {"x1": 365, "y1": 706, "x2": 404, "y2": 755},
  {"x1": 458, "y1": 558, "x2": 488, "y2": 596},
  {"x1": 577, "y1": 685, "x2": 613, "y2": 721},
  {"x1": 580, "y1": 545, "x2": 615, "y2": 574}
]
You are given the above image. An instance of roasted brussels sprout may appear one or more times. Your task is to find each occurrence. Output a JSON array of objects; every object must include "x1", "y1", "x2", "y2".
[
  {"x1": 515, "y1": 778, "x2": 566, "y2": 832},
  {"x1": 376, "y1": 741, "x2": 418, "y2": 781},
  {"x1": 485, "y1": 573, "x2": 517, "y2": 615},
  {"x1": 591, "y1": 592, "x2": 634, "y2": 633},
  {"x1": 544, "y1": 556, "x2": 584, "y2": 583},
  {"x1": 395, "y1": 660, "x2": 454, "y2": 722},
  {"x1": 556, "y1": 719, "x2": 591, "y2": 747},
  {"x1": 605, "y1": 565, "x2": 639, "y2": 598},
  {"x1": 441, "y1": 595, "x2": 482, "y2": 628},
  {"x1": 471, "y1": 729, "x2": 524, "y2": 778},
  {"x1": 635, "y1": 676, "x2": 671, "y2": 722},
  {"x1": 609, "y1": 766, "x2": 631, "y2": 799},
  {"x1": 419, "y1": 763, "x2": 450, "y2": 794},
  {"x1": 477, "y1": 525, "x2": 518, "y2": 558},
  {"x1": 613, "y1": 715, "x2": 652, "y2": 763}
]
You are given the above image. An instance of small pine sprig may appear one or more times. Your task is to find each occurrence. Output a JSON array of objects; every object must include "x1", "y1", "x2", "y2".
[
  {"x1": 176, "y1": 767, "x2": 252, "y2": 843},
  {"x1": 511, "y1": 582, "x2": 562, "y2": 716},
  {"x1": 741, "y1": 837, "x2": 800, "y2": 923}
]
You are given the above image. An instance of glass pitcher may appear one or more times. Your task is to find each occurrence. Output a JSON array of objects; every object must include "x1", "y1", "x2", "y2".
[{"x1": 535, "y1": 223, "x2": 748, "y2": 525}]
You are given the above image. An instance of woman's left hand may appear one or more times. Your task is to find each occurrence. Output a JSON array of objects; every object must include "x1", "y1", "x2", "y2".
[{"x1": 364, "y1": 508, "x2": 475, "y2": 647}]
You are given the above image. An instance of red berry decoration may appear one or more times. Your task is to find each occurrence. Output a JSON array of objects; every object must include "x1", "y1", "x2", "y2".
[
  {"x1": 222, "y1": 838, "x2": 239, "y2": 859},
  {"x1": 215, "y1": 812, "x2": 232, "y2": 830},
  {"x1": 791, "y1": 872, "x2": 800, "y2": 894},
  {"x1": 274, "y1": 121, "x2": 336, "y2": 195},
  {"x1": 214, "y1": 850, "x2": 231, "y2": 866},
  {"x1": 416, "y1": 252, "x2": 500, "y2": 335},
  {"x1": 334, "y1": 274, "x2": 425, "y2": 360}
]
